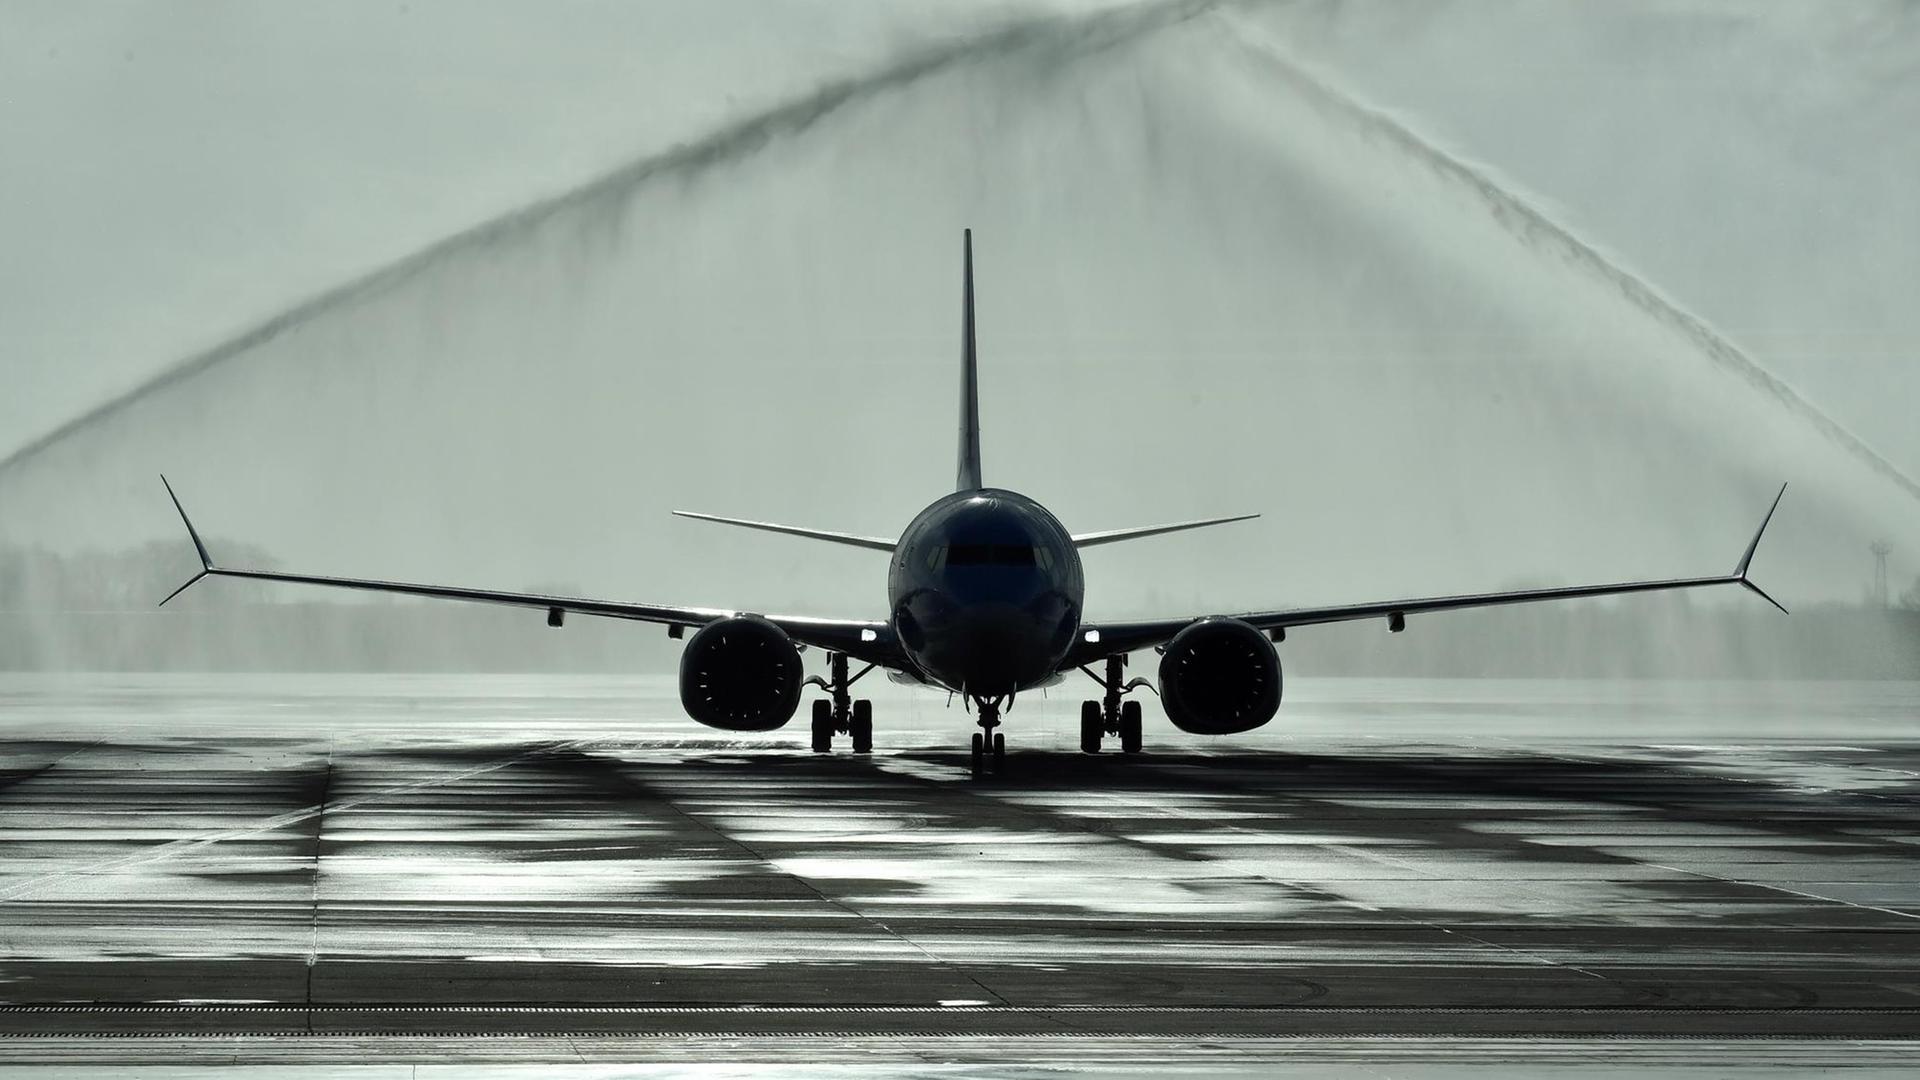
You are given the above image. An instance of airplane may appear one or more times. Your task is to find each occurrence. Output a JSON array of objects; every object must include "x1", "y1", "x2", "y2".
[{"x1": 160, "y1": 230, "x2": 1788, "y2": 778}]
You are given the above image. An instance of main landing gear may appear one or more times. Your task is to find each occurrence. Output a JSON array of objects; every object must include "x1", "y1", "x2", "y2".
[
  {"x1": 1079, "y1": 654, "x2": 1150, "y2": 755},
  {"x1": 968, "y1": 696, "x2": 1007, "y2": 779},
  {"x1": 806, "y1": 652, "x2": 874, "y2": 754}
]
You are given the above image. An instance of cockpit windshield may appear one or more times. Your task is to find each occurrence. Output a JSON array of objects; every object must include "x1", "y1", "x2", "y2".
[
  {"x1": 927, "y1": 543, "x2": 1057, "y2": 570},
  {"x1": 948, "y1": 543, "x2": 1035, "y2": 566}
]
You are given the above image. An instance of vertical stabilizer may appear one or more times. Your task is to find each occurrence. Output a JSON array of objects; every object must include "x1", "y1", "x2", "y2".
[{"x1": 956, "y1": 229, "x2": 983, "y2": 491}]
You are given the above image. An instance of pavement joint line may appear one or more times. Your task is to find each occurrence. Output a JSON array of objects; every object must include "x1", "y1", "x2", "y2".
[
  {"x1": 0, "y1": 737, "x2": 589, "y2": 904},
  {"x1": 593, "y1": 753, "x2": 1016, "y2": 1008},
  {"x1": 2, "y1": 1032, "x2": 1918, "y2": 1042},
  {"x1": 1645, "y1": 860, "x2": 1920, "y2": 923},
  {"x1": 1067, "y1": 762, "x2": 1618, "y2": 983},
  {"x1": 6, "y1": 1005, "x2": 1920, "y2": 1014},
  {"x1": 304, "y1": 748, "x2": 333, "y2": 1026},
  {"x1": 1371, "y1": 734, "x2": 1920, "y2": 927}
]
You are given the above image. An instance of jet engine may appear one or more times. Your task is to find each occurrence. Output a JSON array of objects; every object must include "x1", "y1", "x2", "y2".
[
  {"x1": 678, "y1": 616, "x2": 803, "y2": 731},
  {"x1": 1157, "y1": 617, "x2": 1282, "y2": 734}
]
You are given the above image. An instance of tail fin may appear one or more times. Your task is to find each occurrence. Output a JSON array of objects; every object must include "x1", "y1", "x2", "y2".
[{"x1": 956, "y1": 228, "x2": 982, "y2": 492}]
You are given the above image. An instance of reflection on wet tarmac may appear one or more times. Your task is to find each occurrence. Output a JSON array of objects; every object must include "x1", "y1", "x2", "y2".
[{"x1": 1, "y1": 674, "x2": 1919, "y2": 1045}]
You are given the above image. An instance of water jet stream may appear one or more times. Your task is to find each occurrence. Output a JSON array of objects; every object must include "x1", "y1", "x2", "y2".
[
  {"x1": 0, "y1": 0, "x2": 1222, "y2": 476},
  {"x1": 7, "y1": 0, "x2": 1909, "y2": 527},
  {"x1": 1221, "y1": 11, "x2": 1920, "y2": 505}
]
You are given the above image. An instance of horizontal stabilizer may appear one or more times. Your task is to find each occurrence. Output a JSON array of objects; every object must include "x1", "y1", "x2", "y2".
[
  {"x1": 672, "y1": 511, "x2": 896, "y2": 552},
  {"x1": 1072, "y1": 513, "x2": 1259, "y2": 548}
]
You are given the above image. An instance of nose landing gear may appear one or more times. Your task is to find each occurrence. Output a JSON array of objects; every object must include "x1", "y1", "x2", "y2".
[
  {"x1": 805, "y1": 652, "x2": 874, "y2": 754},
  {"x1": 1079, "y1": 654, "x2": 1152, "y2": 755},
  {"x1": 968, "y1": 697, "x2": 1008, "y2": 779}
]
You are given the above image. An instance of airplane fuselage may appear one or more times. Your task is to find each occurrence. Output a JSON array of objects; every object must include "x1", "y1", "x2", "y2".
[
  {"x1": 151, "y1": 229, "x2": 1789, "y2": 782},
  {"x1": 888, "y1": 488, "x2": 1084, "y2": 698}
]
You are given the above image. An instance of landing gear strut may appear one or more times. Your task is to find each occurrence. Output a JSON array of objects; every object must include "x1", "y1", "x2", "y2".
[
  {"x1": 806, "y1": 652, "x2": 874, "y2": 754},
  {"x1": 968, "y1": 696, "x2": 1007, "y2": 779},
  {"x1": 1079, "y1": 654, "x2": 1149, "y2": 755}
]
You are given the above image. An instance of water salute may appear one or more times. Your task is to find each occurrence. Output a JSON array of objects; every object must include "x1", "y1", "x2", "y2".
[{"x1": 2, "y1": 2, "x2": 1918, "y2": 1076}]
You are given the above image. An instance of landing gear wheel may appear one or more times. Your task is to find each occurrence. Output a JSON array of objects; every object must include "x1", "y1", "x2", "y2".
[
  {"x1": 992, "y1": 732, "x2": 1006, "y2": 773},
  {"x1": 810, "y1": 699, "x2": 833, "y2": 754},
  {"x1": 1079, "y1": 700, "x2": 1103, "y2": 754},
  {"x1": 1119, "y1": 700, "x2": 1143, "y2": 755},
  {"x1": 850, "y1": 699, "x2": 873, "y2": 754},
  {"x1": 969, "y1": 732, "x2": 984, "y2": 778}
]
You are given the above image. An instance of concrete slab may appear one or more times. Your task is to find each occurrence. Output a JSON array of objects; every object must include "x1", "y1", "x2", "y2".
[{"x1": 2, "y1": 674, "x2": 1918, "y2": 1068}]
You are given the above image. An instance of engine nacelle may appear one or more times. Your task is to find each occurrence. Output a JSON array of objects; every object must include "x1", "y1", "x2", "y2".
[
  {"x1": 678, "y1": 616, "x2": 803, "y2": 731},
  {"x1": 1158, "y1": 617, "x2": 1282, "y2": 734}
]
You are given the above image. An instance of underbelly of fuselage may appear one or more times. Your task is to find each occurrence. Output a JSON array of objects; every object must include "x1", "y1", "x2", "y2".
[{"x1": 893, "y1": 590, "x2": 1077, "y2": 697}]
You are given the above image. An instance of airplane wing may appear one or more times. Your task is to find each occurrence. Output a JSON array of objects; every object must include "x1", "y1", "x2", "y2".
[
  {"x1": 1067, "y1": 484, "x2": 1788, "y2": 667},
  {"x1": 158, "y1": 478, "x2": 904, "y2": 669}
]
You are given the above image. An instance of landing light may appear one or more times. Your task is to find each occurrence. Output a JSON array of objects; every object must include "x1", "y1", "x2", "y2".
[
  {"x1": 860, "y1": 628, "x2": 879, "y2": 643},
  {"x1": 1083, "y1": 629, "x2": 1101, "y2": 644}
]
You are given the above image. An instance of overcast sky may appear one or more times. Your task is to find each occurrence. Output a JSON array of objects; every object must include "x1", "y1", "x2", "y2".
[
  {"x1": 5, "y1": 1, "x2": 1914, "y2": 463},
  {"x1": 2, "y1": 0, "x2": 1916, "y2": 609},
  {"x1": 0, "y1": 0, "x2": 1061, "y2": 444}
]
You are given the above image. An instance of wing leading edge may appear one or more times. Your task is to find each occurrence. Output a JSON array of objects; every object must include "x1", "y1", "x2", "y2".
[
  {"x1": 158, "y1": 478, "x2": 902, "y2": 668},
  {"x1": 1071, "y1": 484, "x2": 1789, "y2": 665},
  {"x1": 670, "y1": 510, "x2": 896, "y2": 552},
  {"x1": 1071, "y1": 513, "x2": 1260, "y2": 547}
]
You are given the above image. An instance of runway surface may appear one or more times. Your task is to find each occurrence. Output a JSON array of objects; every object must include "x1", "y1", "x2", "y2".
[{"x1": 2, "y1": 674, "x2": 1919, "y2": 1073}]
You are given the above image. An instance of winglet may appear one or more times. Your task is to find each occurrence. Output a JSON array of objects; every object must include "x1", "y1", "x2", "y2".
[
  {"x1": 1732, "y1": 482, "x2": 1788, "y2": 614},
  {"x1": 158, "y1": 475, "x2": 214, "y2": 607}
]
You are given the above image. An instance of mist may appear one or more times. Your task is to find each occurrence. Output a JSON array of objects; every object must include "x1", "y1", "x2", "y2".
[{"x1": 3, "y1": 0, "x2": 1917, "y2": 675}]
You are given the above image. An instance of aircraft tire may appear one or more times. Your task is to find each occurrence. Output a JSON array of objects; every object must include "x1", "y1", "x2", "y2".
[
  {"x1": 851, "y1": 699, "x2": 873, "y2": 754},
  {"x1": 1079, "y1": 701, "x2": 1102, "y2": 754},
  {"x1": 1119, "y1": 701, "x2": 1143, "y2": 754},
  {"x1": 969, "y1": 732, "x2": 984, "y2": 777},
  {"x1": 992, "y1": 731, "x2": 1006, "y2": 773},
  {"x1": 811, "y1": 700, "x2": 833, "y2": 753}
]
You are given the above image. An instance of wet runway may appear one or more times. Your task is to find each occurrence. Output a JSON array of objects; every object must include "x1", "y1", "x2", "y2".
[{"x1": 2, "y1": 674, "x2": 1919, "y2": 1071}]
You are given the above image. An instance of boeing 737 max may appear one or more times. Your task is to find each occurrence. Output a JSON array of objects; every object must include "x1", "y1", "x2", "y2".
[{"x1": 161, "y1": 230, "x2": 1787, "y2": 777}]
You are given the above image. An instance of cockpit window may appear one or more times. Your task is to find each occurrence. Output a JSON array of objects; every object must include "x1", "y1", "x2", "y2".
[{"x1": 939, "y1": 544, "x2": 1040, "y2": 567}]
